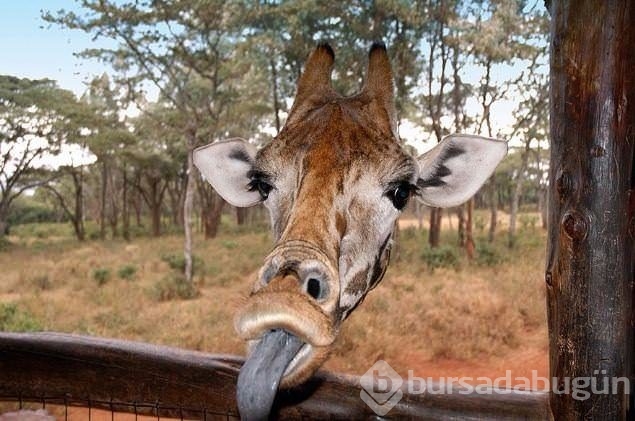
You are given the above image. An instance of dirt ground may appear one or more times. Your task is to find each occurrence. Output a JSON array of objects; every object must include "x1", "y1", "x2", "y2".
[{"x1": 1, "y1": 215, "x2": 549, "y2": 419}]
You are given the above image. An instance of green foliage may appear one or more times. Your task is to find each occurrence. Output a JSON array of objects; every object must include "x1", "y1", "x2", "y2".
[
  {"x1": 118, "y1": 264, "x2": 137, "y2": 280},
  {"x1": 221, "y1": 240, "x2": 238, "y2": 249},
  {"x1": 475, "y1": 242, "x2": 505, "y2": 267},
  {"x1": 93, "y1": 267, "x2": 111, "y2": 286},
  {"x1": 7, "y1": 196, "x2": 60, "y2": 225},
  {"x1": 161, "y1": 253, "x2": 203, "y2": 275},
  {"x1": 0, "y1": 236, "x2": 10, "y2": 251},
  {"x1": 421, "y1": 245, "x2": 460, "y2": 272},
  {"x1": 0, "y1": 303, "x2": 42, "y2": 332},
  {"x1": 150, "y1": 274, "x2": 200, "y2": 301},
  {"x1": 10, "y1": 222, "x2": 73, "y2": 239}
]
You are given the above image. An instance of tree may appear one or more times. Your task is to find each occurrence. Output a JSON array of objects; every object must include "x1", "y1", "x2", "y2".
[
  {"x1": 82, "y1": 74, "x2": 136, "y2": 240},
  {"x1": 44, "y1": 164, "x2": 88, "y2": 241},
  {"x1": 126, "y1": 108, "x2": 183, "y2": 237},
  {"x1": 0, "y1": 76, "x2": 80, "y2": 237},
  {"x1": 44, "y1": 0, "x2": 272, "y2": 281},
  {"x1": 466, "y1": 0, "x2": 547, "y2": 243}
]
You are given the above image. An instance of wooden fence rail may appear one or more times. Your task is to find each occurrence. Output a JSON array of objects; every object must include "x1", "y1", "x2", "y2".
[{"x1": 0, "y1": 332, "x2": 550, "y2": 420}]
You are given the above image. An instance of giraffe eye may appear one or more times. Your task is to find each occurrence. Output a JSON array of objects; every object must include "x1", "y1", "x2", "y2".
[
  {"x1": 386, "y1": 182, "x2": 414, "y2": 210},
  {"x1": 248, "y1": 178, "x2": 273, "y2": 200}
]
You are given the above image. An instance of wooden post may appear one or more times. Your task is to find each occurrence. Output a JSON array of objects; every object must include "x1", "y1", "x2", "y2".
[{"x1": 547, "y1": 1, "x2": 635, "y2": 419}]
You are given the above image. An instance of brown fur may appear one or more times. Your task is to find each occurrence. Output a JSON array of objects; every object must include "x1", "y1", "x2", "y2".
[{"x1": 236, "y1": 44, "x2": 415, "y2": 387}]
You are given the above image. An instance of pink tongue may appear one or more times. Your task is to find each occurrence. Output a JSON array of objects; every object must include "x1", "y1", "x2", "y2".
[{"x1": 236, "y1": 329, "x2": 303, "y2": 421}]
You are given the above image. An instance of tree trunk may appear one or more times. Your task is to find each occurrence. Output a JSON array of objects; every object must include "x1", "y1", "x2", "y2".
[
  {"x1": 132, "y1": 192, "x2": 142, "y2": 227},
  {"x1": 509, "y1": 140, "x2": 532, "y2": 248},
  {"x1": 465, "y1": 198, "x2": 475, "y2": 260},
  {"x1": 428, "y1": 207, "x2": 442, "y2": 247},
  {"x1": 148, "y1": 180, "x2": 162, "y2": 237},
  {"x1": 457, "y1": 204, "x2": 466, "y2": 247},
  {"x1": 122, "y1": 163, "x2": 130, "y2": 242},
  {"x1": 270, "y1": 57, "x2": 281, "y2": 134},
  {"x1": 236, "y1": 207, "x2": 247, "y2": 226},
  {"x1": 0, "y1": 218, "x2": 7, "y2": 238},
  {"x1": 538, "y1": 186, "x2": 548, "y2": 230},
  {"x1": 183, "y1": 138, "x2": 195, "y2": 283},
  {"x1": 487, "y1": 181, "x2": 497, "y2": 243},
  {"x1": 99, "y1": 161, "x2": 107, "y2": 240},
  {"x1": 108, "y1": 167, "x2": 119, "y2": 238},
  {"x1": 150, "y1": 203, "x2": 161, "y2": 237},
  {"x1": 202, "y1": 192, "x2": 225, "y2": 239},
  {"x1": 547, "y1": 1, "x2": 634, "y2": 419},
  {"x1": 508, "y1": 178, "x2": 522, "y2": 248},
  {"x1": 73, "y1": 170, "x2": 85, "y2": 242}
]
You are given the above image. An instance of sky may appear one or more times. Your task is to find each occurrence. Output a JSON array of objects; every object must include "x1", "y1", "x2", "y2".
[
  {"x1": 1, "y1": 2, "x2": 114, "y2": 97},
  {"x1": 0, "y1": 2, "x2": 541, "y2": 154}
]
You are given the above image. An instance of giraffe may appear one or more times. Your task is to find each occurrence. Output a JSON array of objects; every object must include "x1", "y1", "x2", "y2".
[{"x1": 194, "y1": 42, "x2": 507, "y2": 418}]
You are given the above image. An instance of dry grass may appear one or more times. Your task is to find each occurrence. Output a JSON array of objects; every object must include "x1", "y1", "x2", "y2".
[{"x1": 0, "y1": 214, "x2": 547, "y2": 379}]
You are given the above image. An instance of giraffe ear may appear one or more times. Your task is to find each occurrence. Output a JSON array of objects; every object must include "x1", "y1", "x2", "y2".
[
  {"x1": 416, "y1": 134, "x2": 508, "y2": 208},
  {"x1": 362, "y1": 42, "x2": 397, "y2": 138},
  {"x1": 193, "y1": 139, "x2": 262, "y2": 207},
  {"x1": 286, "y1": 44, "x2": 336, "y2": 126}
]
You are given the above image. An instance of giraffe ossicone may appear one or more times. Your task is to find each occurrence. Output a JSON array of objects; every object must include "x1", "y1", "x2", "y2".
[{"x1": 194, "y1": 42, "x2": 507, "y2": 418}]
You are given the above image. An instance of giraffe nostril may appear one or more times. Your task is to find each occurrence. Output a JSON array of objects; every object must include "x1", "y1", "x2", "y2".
[{"x1": 306, "y1": 278, "x2": 322, "y2": 300}]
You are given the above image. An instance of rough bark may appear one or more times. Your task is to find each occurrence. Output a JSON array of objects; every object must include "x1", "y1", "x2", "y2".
[{"x1": 547, "y1": 1, "x2": 635, "y2": 419}]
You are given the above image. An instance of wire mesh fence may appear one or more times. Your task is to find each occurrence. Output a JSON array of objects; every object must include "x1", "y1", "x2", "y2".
[{"x1": 0, "y1": 395, "x2": 238, "y2": 420}]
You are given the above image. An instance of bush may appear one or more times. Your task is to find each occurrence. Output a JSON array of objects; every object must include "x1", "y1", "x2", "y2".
[
  {"x1": 0, "y1": 236, "x2": 11, "y2": 251},
  {"x1": 6, "y1": 198, "x2": 59, "y2": 225},
  {"x1": 0, "y1": 303, "x2": 42, "y2": 332},
  {"x1": 421, "y1": 245, "x2": 459, "y2": 272},
  {"x1": 93, "y1": 268, "x2": 111, "y2": 286},
  {"x1": 150, "y1": 274, "x2": 200, "y2": 301},
  {"x1": 221, "y1": 240, "x2": 238, "y2": 249},
  {"x1": 161, "y1": 253, "x2": 203, "y2": 275},
  {"x1": 117, "y1": 264, "x2": 137, "y2": 281},
  {"x1": 475, "y1": 242, "x2": 505, "y2": 266}
]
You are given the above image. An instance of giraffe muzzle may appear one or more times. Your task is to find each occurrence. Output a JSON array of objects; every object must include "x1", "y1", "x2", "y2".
[
  {"x1": 234, "y1": 282, "x2": 337, "y2": 388},
  {"x1": 234, "y1": 243, "x2": 340, "y2": 400}
]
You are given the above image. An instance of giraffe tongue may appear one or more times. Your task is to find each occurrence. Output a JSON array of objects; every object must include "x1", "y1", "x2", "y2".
[{"x1": 236, "y1": 329, "x2": 304, "y2": 421}]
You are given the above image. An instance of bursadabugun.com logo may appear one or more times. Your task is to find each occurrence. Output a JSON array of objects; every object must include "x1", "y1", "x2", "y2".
[
  {"x1": 360, "y1": 361, "x2": 631, "y2": 416},
  {"x1": 359, "y1": 360, "x2": 404, "y2": 416}
]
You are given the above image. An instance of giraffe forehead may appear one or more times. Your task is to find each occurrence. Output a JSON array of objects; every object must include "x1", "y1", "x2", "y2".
[{"x1": 257, "y1": 102, "x2": 412, "y2": 185}]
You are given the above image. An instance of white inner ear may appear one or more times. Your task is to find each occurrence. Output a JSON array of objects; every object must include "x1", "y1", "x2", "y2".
[
  {"x1": 193, "y1": 138, "x2": 262, "y2": 208},
  {"x1": 416, "y1": 134, "x2": 508, "y2": 208}
]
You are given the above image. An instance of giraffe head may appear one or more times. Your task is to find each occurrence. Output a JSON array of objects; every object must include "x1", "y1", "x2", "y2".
[{"x1": 194, "y1": 43, "x2": 506, "y2": 392}]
